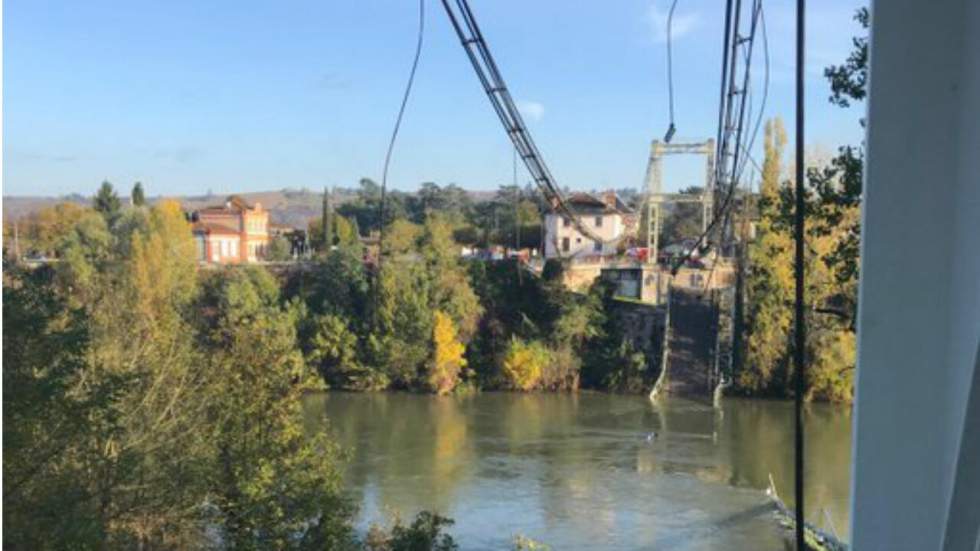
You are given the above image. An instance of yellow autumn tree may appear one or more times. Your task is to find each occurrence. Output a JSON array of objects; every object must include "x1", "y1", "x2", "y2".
[
  {"x1": 129, "y1": 199, "x2": 198, "y2": 326},
  {"x1": 428, "y1": 311, "x2": 466, "y2": 395},
  {"x1": 741, "y1": 118, "x2": 794, "y2": 393},
  {"x1": 501, "y1": 338, "x2": 551, "y2": 391}
]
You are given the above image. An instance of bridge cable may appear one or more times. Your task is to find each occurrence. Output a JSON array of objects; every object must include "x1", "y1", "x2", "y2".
[
  {"x1": 664, "y1": 0, "x2": 680, "y2": 143},
  {"x1": 375, "y1": 0, "x2": 425, "y2": 316},
  {"x1": 669, "y1": 0, "x2": 764, "y2": 275},
  {"x1": 440, "y1": 0, "x2": 626, "y2": 248}
]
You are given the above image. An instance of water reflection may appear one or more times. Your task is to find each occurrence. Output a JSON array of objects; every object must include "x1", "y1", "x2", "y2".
[{"x1": 303, "y1": 392, "x2": 851, "y2": 550}]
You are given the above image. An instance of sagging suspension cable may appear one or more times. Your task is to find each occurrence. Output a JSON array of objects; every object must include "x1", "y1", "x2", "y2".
[
  {"x1": 664, "y1": 0, "x2": 680, "y2": 143},
  {"x1": 375, "y1": 0, "x2": 425, "y2": 315},
  {"x1": 440, "y1": 0, "x2": 622, "y2": 248}
]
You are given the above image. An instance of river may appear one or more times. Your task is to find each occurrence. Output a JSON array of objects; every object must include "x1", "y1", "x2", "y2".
[{"x1": 303, "y1": 392, "x2": 852, "y2": 550}]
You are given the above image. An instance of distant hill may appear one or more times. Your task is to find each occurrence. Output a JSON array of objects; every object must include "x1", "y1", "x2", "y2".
[{"x1": 4, "y1": 188, "x2": 499, "y2": 230}]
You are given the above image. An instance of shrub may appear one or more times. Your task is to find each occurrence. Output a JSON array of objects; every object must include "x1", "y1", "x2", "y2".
[{"x1": 501, "y1": 338, "x2": 551, "y2": 391}]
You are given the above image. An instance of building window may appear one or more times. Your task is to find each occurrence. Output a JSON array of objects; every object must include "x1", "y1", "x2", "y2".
[
  {"x1": 594, "y1": 240, "x2": 602, "y2": 253},
  {"x1": 231, "y1": 241, "x2": 238, "y2": 258},
  {"x1": 595, "y1": 216, "x2": 603, "y2": 227},
  {"x1": 562, "y1": 237, "x2": 570, "y2": 252},
  {"x1": 576, "y1": 237, "x2": 581, "y2": 244},
  {"x1": 562, "y1": 217, "x2": 571, "y2": 228}
]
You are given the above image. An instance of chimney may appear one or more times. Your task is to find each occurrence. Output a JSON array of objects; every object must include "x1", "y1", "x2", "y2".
[{"x1": 602, "y1": 190, "x2": 617, "y2": 209}]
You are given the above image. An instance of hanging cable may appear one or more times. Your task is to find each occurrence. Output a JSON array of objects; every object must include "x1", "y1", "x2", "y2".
[
  {"x1": 734, "y1": 2, "x2": 769, "y2": 186},
  {"x1": 669, "y1": 0, "x2": 764, "y2": 274},
  {"x1": 663, "y1": 0, "x2": 680, "y2": 143},
  {"x1": 440, "y1": 0, "x2": 625, "y2": 248},
  {"x1": 377, "y1": 0, "x2": 425, "y2": 274},
  {"x1": 793, "y1": 0, "x2": 806, "y2": 547}
]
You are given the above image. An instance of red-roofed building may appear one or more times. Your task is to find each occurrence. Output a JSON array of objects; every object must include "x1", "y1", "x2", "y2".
[{"x1": 191, "y1": 196, "x2": 269, "y2": 263}]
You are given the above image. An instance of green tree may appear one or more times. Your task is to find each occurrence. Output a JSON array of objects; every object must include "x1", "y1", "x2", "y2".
[
  {"x1": 93, "y1": 180, "x2": 122, "y2": 228},
  {"x1": 131, "y1": 181, "x2": 146, "y2": 207},
  {"x1": 2, "y1": 263, "x2": 117, "y2": 549},
  {"x1": 201, "y1": 267, "x2": 354, "y2": 547},
  {"x1": 266, "y1": 235, "x2": 292, "y2": 261},
  {"x1": 308, "y1": 313, "x2": 383, "y2": 390}
]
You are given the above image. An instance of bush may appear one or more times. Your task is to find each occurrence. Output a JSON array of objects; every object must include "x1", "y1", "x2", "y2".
[
  {"x1": 501, "y1": 338, "x2": 551, "y2": 391},
  {"x1": 365, "y1": 511, "x2": 458, "y2": 551}
]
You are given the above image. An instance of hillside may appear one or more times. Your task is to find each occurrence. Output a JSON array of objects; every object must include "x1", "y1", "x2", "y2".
[{"x1": 3, "y1": 188, "x2": 498, "y2": 229}]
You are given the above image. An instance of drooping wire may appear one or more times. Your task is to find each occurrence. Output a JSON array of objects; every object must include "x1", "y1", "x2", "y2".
[
  {"x1": 375, "y1": 0, "x2": 424, "y2": 312},
  {"x1": 664, "y1": 0, "x2": 680, "y2": 143},
  {"x1": 377, "y1": 0, "x2": 424, "y2": 268}
]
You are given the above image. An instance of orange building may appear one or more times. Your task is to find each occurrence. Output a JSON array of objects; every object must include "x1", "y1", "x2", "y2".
[{"x1": 191, "y1": 196, "x2": 269, "y2": 263}]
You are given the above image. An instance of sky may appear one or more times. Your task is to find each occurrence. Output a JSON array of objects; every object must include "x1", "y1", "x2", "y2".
[{"x1": 2, "y1": 0, "x2": 867, "y2": 197}]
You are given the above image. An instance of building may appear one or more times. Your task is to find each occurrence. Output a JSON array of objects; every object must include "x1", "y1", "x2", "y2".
[
  {"x1": 191, "y1": 196, "x2": 269, "y2": 263},
  {"x1": 543, "y1": 191, "x2": 635, "y2": 259}
]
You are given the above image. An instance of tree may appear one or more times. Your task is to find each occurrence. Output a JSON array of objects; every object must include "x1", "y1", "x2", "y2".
[
  {"x1": 809, "y1": 6, "x2": 868, "y2": 328},
  {"x1": 93, "y1": 180, "x2": 122, "y2": 227},
  {"x1": 2, "y1": 263, "x2": 117, "y2": 549},
  {"x1": 201, "y1": 267, "x2": 355, "y2": 547},
  {"x1": 323, "y1": 186, "x2": 333, "y2": 251},
  {"x1": 308, "y1": 213, "x2": 360, "y2": 253},
  {"x1": 740, "y1": 118, "x2": 794, "y2": 394},
  {"x1": 131, "y1": 181, "x2": 146, "y2": 207},
  {"x1": 20, "y1": 202, "x2": 88, "y2": 257},
  {"x1": 659, "y1": 187, "x2": 704, "y2": 246},
  {"x1": 419, "y1": 214, "x2": 483, "y2": 340},
  {"x1": 428, "y1": 311, "x2": 466, "y2": 395},
  {"x1": 308, "y1": 313, "x2": 382, "y2": 390},
  {"x1": 265, "y1": 235, "x2": 292, "y2": 261}
]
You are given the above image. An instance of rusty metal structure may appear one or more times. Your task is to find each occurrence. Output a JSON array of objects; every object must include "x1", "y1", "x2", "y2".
[{"x1": 642, "y1": 138, "x2": 716, "y2": 265}]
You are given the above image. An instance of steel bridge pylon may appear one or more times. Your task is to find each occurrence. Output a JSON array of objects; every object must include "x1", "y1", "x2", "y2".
[{"x1": 642, "y1": 138, "x2": 715, "y2": 264}]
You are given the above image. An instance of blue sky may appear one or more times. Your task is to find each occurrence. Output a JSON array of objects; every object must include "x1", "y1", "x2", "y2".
[{"x1": 3, "y1": 0, "x2": 866, "y2": 197}]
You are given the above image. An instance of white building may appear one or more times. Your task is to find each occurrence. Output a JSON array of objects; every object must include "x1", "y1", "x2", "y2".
[{"x1": 543, "y1": 192, "x2": 635, "y2": 259}]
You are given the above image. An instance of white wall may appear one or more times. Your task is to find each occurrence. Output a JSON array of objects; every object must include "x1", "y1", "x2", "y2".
[
  {"x1": 851, "y1": 1, "x2": 980, "y2": 549},
  {"x1": 543, "y1": 213, "x2": 624, "y2": 258}
]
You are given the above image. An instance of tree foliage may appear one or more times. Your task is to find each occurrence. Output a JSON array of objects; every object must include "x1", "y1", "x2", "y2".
[
  {"x1": 131, "y1": 181, "x2": 146, "y2": 207},
  {"x1": 428, "y1": 311, "x2": 466, "y2": 395},
  {"x1": 93, "y1": 180, "x2": 122, "y2": 228},
  {"x1": 501, "y1": 338, "x2": 551, "y2": 391},
  {"x1": 737, "y1": 12, "x2": 866, "y2": 404}
]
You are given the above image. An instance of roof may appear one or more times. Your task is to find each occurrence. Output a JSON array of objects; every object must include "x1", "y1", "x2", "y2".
[
  {"x1": 196, "y1": 195, "x2": 262, "y2": 215},
  {"x1": 191, "y1": 221, "x2": 241, "y2": 236},
  {"x1": 557, "y1": 192, "x2": 634, "y2": 215}
]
